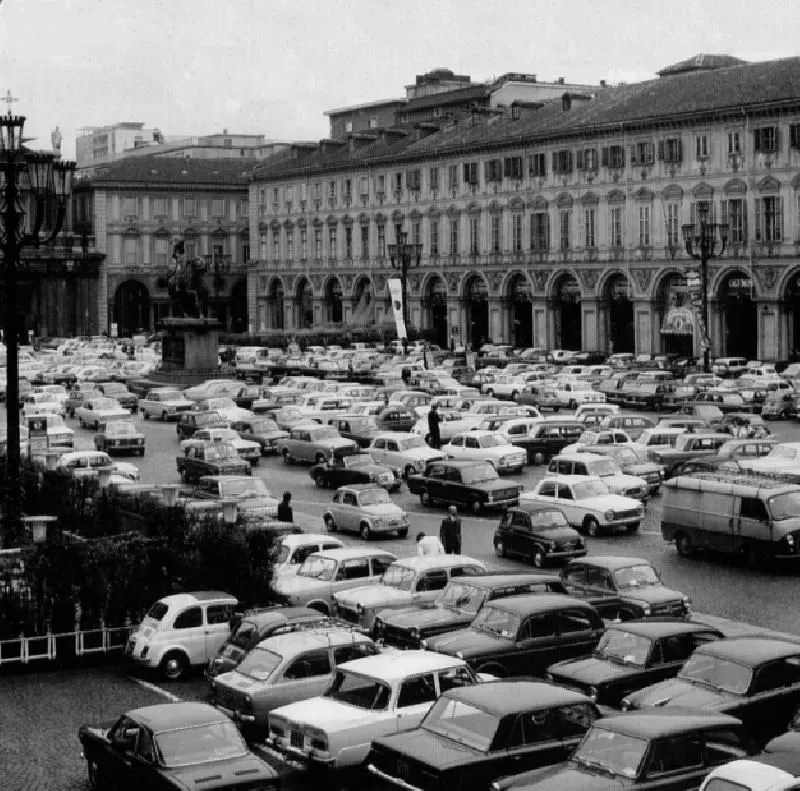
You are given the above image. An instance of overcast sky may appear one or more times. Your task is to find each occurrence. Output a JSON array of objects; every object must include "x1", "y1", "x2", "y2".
[{"x1": 1, "y1": 0, "x2": 798, "y2": 160}]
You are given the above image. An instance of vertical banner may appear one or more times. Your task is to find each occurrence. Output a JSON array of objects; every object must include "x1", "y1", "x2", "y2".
[{"x1": 387, "y1": 278, "x2": 407, "y2": 340}]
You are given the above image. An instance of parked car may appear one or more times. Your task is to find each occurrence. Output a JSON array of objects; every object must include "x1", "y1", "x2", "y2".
[
  {"x1": 739, "y1": 442, "x2": 800, "y2": 479},
  {"x1": 408, "y1": 459, "x2": 524, "y2": 514},
  {"x1": 209, "y1": 626, "x2": 380, "y2": 738},
  {"x1": 493, "y1": 710, "x2": 757, "y2": 791},
  {"x1": 580, "y1": 445, "x2": 665, "y2": 495},
  {"x1": 75, "y1": 397, "x2": 129, "y2": 429},
  {"x1": 494, "y1": 505, "x2": 586, "y2": 568},
  {"x1": 424, "y1": 594, "x2": 605, "y2": 678},
  {"x1": 272, "y1": 534, "x2": 345, "y2": 577},
  {"x1": 547, "y1": 619, "x2": 724, "y2": 706},
  {"x1": 65, "y1": 387, "x2": 100, "y2": 418},
  {"x1": 322, "y1": 483, "x2": 410, "y2": 540},
  {"x1": 77, "y1": 702, "x2": 278, "y2": 791},
  {"x1": 622, "y1": 638, "x2": 800, "y2": 746},
  {"x1": 368, "y1": 431, "x2": 445, "y2": 479},
  {"x1": 125, "y1": 591, "x2": 238, "y2": 680},
  {"x1": 280, "y1": 424, "x2": 359, "y2": 465},
  {"x1": 521, "y1": 476, "x2": 644, "y2": 536},
  {"x1": 503, "y1": 419, "x2": 585, "y2": 465},
  {"x1": 96, "y1": 381, "x2": 139, "y2": 412},
  {"x1": 368, "y1": 681, "x2": 599, "y2": 791},
  {"x1": 93, "y1": 420, "x2": 145, "y2": 456},
  {"x1": 186, "y1": 427, "x2": 261, "y2": 465},
  {"x1": 56, "y1": 450, "x2": 139, "y2": 482},
  {"x1": 375, "y1": 405, "x2": 417, "y2": 432},
  {"x1": 176, "y1": 441, "x2": 250, "y2": 484},
  {"x1": 333, "y1": 554, "x2": 486, "y2": 633},
  {"x1": 649, "y1": 433, "x2": 730, "y2": 478},
  {"x1": 265, "y1": 651, "x2": 484, "y2": 770},
  {"x1": 192, "y1": 475, "x2": 279, "y2": 517},
  {"x1": 700, "y1": 760, "x2": 800, "y2": 791},
  {"x1": 442, "y1": 430, "x2": 527, "y2": 474},
  {"x1": 229, "y1": 416, "x2": 288, "y2": 455},
  {"x1": 271, "y1": 547, "x2": 396, "y2": 615},
  {"x1": 139, "y1": 388, "x2": 194, "y2": 421},
  {"x1": 548, "y1": 452, "x2": 649, "y2": 500}
]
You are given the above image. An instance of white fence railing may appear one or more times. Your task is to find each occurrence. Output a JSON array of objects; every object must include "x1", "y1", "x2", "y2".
[{"x1": 0, "y1": 623, "x2": 133, "y2": 666}]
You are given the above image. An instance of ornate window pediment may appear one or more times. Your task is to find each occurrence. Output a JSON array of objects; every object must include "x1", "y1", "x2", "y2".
[
  {"x1": 757, "y1": 175, "x2": 781, "y2": 193},
  {"x1": 607, "y1": 189, "x2": 626, "y2": 204},
  {"x1": 662, "y1": 184, "x2": 683, "y2": 201},
  {"x1": 634, "y1": 187, "x2": 654, "y2": 202},
  {"x1": 556, "y1": 192, "x2": 573, "y2": 209},
  {"x1": 723, "y1": 177, "x2": 747, "y2": 195},
  {"x1": 529, "y1": 195, "x2": 548, "y2": 210},
  {"x1": 581, "y1": 191, "x2": 599, "y2": 206},
  {"x1": 692, "y1": 181, "x2": 714, "y2": 198}
]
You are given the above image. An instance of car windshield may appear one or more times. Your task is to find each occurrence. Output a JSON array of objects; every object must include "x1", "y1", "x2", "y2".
[
  {"x1": 769, "y1": 492, "x2": 800, "y2": 520},
  {"x1": 678, "y1": 653, "x2": 752, "y2": 694},
  {"x1": 478, "y1": 434, "x2": 508, "y2": 448},
  {"x1": 213, "y1": 430, "x2": 239, "y2": 441},
  {"x1": 595, "y1": 629, "x2": 653, "y2": 666},
  {"x1": 310, "y1": 427, "x2": 340, "y2": 440},
  {"x1": 250, "y1": 420, "x2": 280, "y2": 433},
  {"x1": 422, "y1": 697, "x2": 500, "y2": 752},
  {"x1": 381, "y1": 565, "x2": 416, "y2": 591},
  {"x1": 619, "y1": 448, "x2": 644, "y2": 464},
  {"x1": 768, "y1": 446, "x2": 800, "y2": 461},
  {"x1": 359, "y1": 488, "x2": 392, "y2": 506},
  {"x1": 572, "y1": 480, "x2": 610, "y2": 499},
  {"x1": 460, "y1": 463, "x2": 498, "y2": 484},
  {"x1": 161, "y1": 391, "x2": 183, "y2": 400},
  {"x1": 228, "y1": 620, "x2": 259, "y2": 650},
  {"x1": 155, "y1": 720, "x2": 248, "y2": 767},
  {"x1": 530, "y1": 510, "x2": 570, "y2": 530},
  {"x1": 470, "y1": 606, "x2": 520, "y2": 639},
  {"x1": 220, "y1": 479, "x2": 268, "y2": 498},
  {"x1": 108, "y1": 423, "x2": 137, "y2": 435},
  {"x1": 613, "y1": 565, "x2": 660, "y2": 588},
  {"x1": 435, "y1": 582, "x2": 486, "y2": 613},
  {"x1": 204, "y1": 444, "x2": 239, "y2": 461},
  {"x1": 94, "y1": 399, "x2": 119, "y2": 410},
  {"x1": 324, "y1": 670, "x2": 392, "y2": 710},
  {"x1": 297, "y1": 556, "x2": 336, "y2": 581},
  {"x1": 399, "y1": 436, "x2": 426, "y2": 451},
  {"x1": 572, "y1": 726, "x2": 647, "y2": 778},
  {"x1": 586, "y1": 459, "x2": 619, "y2": 476},
  {"x1": 275, "y1": 545, "x2": 291, "y2": 563},
  {"x1": 235, "y1": 647, "x2": 282, "y2": 682}
]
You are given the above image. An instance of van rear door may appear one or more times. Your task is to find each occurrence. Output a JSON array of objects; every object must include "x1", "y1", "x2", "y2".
[{"x1": 734, "y1": 494, "x2": 772, "y2": 557}]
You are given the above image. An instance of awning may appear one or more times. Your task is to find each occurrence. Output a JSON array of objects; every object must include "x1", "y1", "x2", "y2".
[{"x1": 660, "y1": 307, "x2": 694, "y2": 336}]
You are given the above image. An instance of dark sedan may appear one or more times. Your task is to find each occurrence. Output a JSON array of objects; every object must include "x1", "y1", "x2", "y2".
[
  {"x1": 547, "y1": 620, "x2": 724, "y2": 706},
  {"x1": 622, "y1": 638, "x2": 800, "y2": 746},
  {"x1": 78, "y1": 702, "x2": 279, "y2": 790},
  {"x1": 229, "y1": 417, "x2": 288, "y2": 456},
  {"x1": 93, "y1": 420, "x2": 146, "y2": 456},
  {"x1": 494, "y1": 505, "x2": 586, "y2": 568},
  {"x1": 176, "y1": 410, "x2": 230, "y2": 440},
  {"x1": 424, "y1": 594, "x2": 605, "y2": 678},
  {"x1": 375, "y1": 405, "x2": 417, "y2": 433},
  {"x1": 309, "y1": 452, "x2": 401, "y2": 492},
  {"x1": 368, "y1": 681, "x2": 599, "y2": 791}
]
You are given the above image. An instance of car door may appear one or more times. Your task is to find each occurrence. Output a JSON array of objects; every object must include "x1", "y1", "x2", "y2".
[
  {"x1": 125, "y1": 724, "x2": 159, "y2": 791},
  {"x1": 412, "y1": 569, "x2": 450, "y2": 605},
  {"x1": 447, "y1": 434, "x2": 464, "y2": 459},
  {"x1": 496, "y1": 707, "x2": 577, "y2": 779},
  {"x1": 424, "y1": 462, "x2": 447, "y2": 501},
  {"x1": 331, "y1": 557, "x2": 372, "y2": 599},
  {"x1": 338, "y1": 490, "x2": 359, "y2": 532},
  {"x1": 370, "y1": 437, "x2": 387, "y2": 465},
  {"x1": 507, "y1": 613, "x2": 559, "y2": 676},
  {"x1": 445, "y1": 466, "x2": 469, "y2": 507},
  {"x1": 204, "y1": 603, "x2": 234, "y2": 662},
  {"x1": 734, "y1": 495, "x2": 770, "y2": 557},
  {"x1": 553, "y1": 483, "x2": 580, "y2": 526},
  {"x1": 733, "y1": 659, "x2": 800, "y2": 740},
  {"x1": 508, "y1": 510, "x2": 533, "y2": 558},
  {"x1": 271, "y1": 649, "x2": 334, "y2": 710},
  {"x1": 394, "y1": 673, "x2": 438, "y2": 731},
  {"x1": 641, "y1": 733, "x2": 706, "y2": 789},
  {"x1": 170, "y1": 606, "x2": 206, "y2": 667},
  {"x1": 464, "y1": 435, "x2": 482, "y2": 461},
  {"x1": 552, "y1": 607, "x2": 603, "y2": 666},
  {"x1": 385, "y1": 438, "x2": 401, "y2": 467}
]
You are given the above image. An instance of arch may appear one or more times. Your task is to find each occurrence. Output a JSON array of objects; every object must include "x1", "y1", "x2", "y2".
[
  {"x1": 757, "y1": 175, "x2": 781, "y2": 193},
  {"x1": 547, "y1": 269, "x2": 583, "y2": 300},
  {"x1": 651, "y1": 267, "x2": 688, "y2": 302},
  {"x1": 503, "y1": 269, "x2": 531, "y2": 298},
  {"x1": 508, "y1": 196, "x2": 525, "y2": 210},
  {"x1": 530, "y1": 196, "x2": 548, "y2": 210},
  {"x1": 391, "y1": 209, "x2": 405, "y2": 222},
  {"x1": 581, "y1": 191, "x2": 599, "y2": 206},
  {"x1": 408, "y1": 208, "x2": 422, "y2": 220},
  {"x1": 710, "y1": 266, "x2": 759, "y2": 300},
  {"x1": 602, "y1": 272, "x2": 634, "y2": 353},
  {"x1": 607, "y1": 189, "x2": 626, "y2": 204},
  {"x1": 550, "y1": 271, "x2": 582, "y2": 351},
  {"x1": 633, "y1": 186, "x2": 654, "y2": 202},
  {"x1": 230, "y1": 279, "x2": 248, "y2": 333},
  {"x1": 555, "y1": 192, "x2": 573, "y2": 208},
  {"x1": 326, "y1": 214, "x2": 338, "y2": 226},
  {"x1": 427, "y1": 204, "x2": 441, "y2": 217},
  {"x1": 422, "y1": 274, "x2": 448, "y2": 347},
  {"x1": 487, "y1": 200, "x2": 504, "y2": 214},
  {"x1": 692, "y1": 181, "x2": 714, "y2": 198},
  {"x1": 462, "y1": 273, "x2": 489, "y2": 349},
  {"x1": 323, "y1": 275, "x2": 344, "y2": 323},
  {"x1": 505, "y1": 271, "x2": 533, "y2": 348},
  {"x1": 357, "y1": 212, "x2": 370, "y2": 225},
  {"x1": 351, "y1": 275, "x2": 375, "y2": 327},
  {"x1": 780, "y1": 268, "x2": 800, "y2": 356},
  {"x1": 294, "y1": 275, "x2": 314, "y2": 329},
  {"x1": 596, "y1": 267, "x2": 631, "y2": 299},
  {"x1": 716, "y1": 268, "x2": 757, "y2": 359},
  {"x1": 466, "y1": 201, "x2": 481, "y2": 215},
  {"x1": 461, "y1": 272, "x2": 489, "y2": 299},
  {"x1": 723, "y1": 178, "x2": 747, "y2": 195},
  {"x1": 662, "y1": 184, "x2": 684, "y2": 200},
  {"x1": 267, "y1": 275, "x2": 285, "y2": 297},
  {"x1": 114, "y1": 279, "x2": 151, "y2": 336},
  {"x1": 656, "y1": 270, "x2": 694, "y2": 357}
]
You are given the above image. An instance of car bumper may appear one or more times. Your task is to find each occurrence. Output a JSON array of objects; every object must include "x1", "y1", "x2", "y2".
[
  {"x1": 265, "y1": 735, "x2": 336, "y2": 767},
  {"x1": 546, "y1": 547, "x2": 588, "y2": 560},
  {"x1": 213, "y1": 702, "x2": 256, "y2": 725},
  {"x1": 367, "y1": 764, "x2": 425, "y2": 791}
]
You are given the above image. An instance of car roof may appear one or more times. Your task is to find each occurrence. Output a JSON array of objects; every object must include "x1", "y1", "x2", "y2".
[
  {"x1": 281, "y1": 534, "x2": 343, "y2": 548},
  {"x1": 450, "y1": 571, "x2": 562, "y2": 588},
  {"x1": 573, "y1": 556, "x2": 651, "y2": 570},
  {"x1": 598, "y1": 710, "x2": 742, "y2": 738},
  {"x1": 257, "y1": 627, "x2": 372, "y2": 653},
  {"x1": 339, "y1": 649, "x2": 466, "y2": 680},
  {"x1": 128, "y1": 702, "x2": 229, "y2": 733},
  {"x1": 607, "y1": 620, "x2": 722, "y2": 639},
  {"x1": 242, "y1": 607, "x2": 324, "y2": 627},
  {"x1": 436, "y1": 459, "x2": 496, "y2": 468},
  {"x1": 697, "y1": 637, "x2": 800, "y2": 666},
  {"x1": 308, "y1": 547, "x2": 397, "y2": 561},
  {"x1": 157, "y1": 591, "x2": 236, "y2": 608},
  {"x1": 390, "y1": 555, "x2": 485, "y2": 572},
  {"x1": 554, "y1": 452, "x2": 615, "y2": 463},
  {"x1": 488, "y1": 593, "x2": 595, "y2": 615},
  {"x1": 337, "y1": 483, "x2": 388, "y2": 492},
  {"x1": 540, "y1": 474, "x2": 600, "y2": 485},
  {"x1": 446, "y1": 680, "x2": 591, "y2": 716}
]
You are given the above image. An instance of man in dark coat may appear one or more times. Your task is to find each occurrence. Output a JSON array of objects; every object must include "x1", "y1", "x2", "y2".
[
  {"x1": 439, "y1": 505, "x2": 462, "y2": 554},
  {"x1": 427, "y1": 403, "x2": 441, "y2": 449}
]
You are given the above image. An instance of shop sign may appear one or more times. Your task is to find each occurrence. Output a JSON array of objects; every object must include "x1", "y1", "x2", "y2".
[
  {"x1": 726, "y1": 276, "x2": 753, "y2": 295},
  {"x1": 558, "y1": 277, "x2": 581, "y2": 303},
  {"x1": 660, "y1": 307, "x2": 694, "y2": 336}
]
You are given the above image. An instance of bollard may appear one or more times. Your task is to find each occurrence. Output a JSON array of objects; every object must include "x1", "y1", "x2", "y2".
[
  {"x1": 159, "y1": 484, "x2": 181, "y2": 508},
  {"x1": 221, "y1": 499, "x2": 238, "y2": 525},
  {"x1": 21, "y1": 515, "x2": 57, "y2": 544}
]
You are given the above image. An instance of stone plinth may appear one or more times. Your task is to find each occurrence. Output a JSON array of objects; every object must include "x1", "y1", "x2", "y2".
[{"x1": 149, "y1": 318, "x2": 225, "y2": 386}]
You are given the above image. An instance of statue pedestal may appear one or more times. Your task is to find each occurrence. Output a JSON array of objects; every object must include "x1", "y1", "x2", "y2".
[{"x1": 149, "y1": 318, "x2": 224, "y2": 386}]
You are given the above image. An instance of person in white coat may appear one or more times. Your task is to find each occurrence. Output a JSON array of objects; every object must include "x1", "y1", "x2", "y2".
[{"x1": 416, "y1": 531, "x2": 445, "y2": 556}]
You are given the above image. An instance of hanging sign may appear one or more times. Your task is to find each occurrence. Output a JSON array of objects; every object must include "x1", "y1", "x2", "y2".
[{"x1": 387, "y1": 278, "x2": 407, "y2": 340}]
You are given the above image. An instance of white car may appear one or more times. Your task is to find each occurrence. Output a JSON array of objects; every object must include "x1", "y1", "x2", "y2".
[
  {"x1": 273, "y1": 533, "x2": 345, "y2": 577},
  {"x1": 574, "y1": 402, "x2": 620, "y2": 419},
  {"x1": 183, "y1": 379, "x2": 242, "y2": 402},
  {"x1": 75, "y1": 397, "x2": 129, "y2": 429},
  {"x1": 368, "y1": 432, "x2": 445, "y2": 479},
  {"x1": 540, "y1": 380, "x2": 607, "y2": 410},
  {"x1": 196, "y1": 397, "x2": 254, "y2": 423},
  {"x1": 410, "y1": 409, "x2": 476, "y2": 443},
  {"x1": 481, "y1": 373, "x2": 529, "y2": 400},
  {"x1": 547, "y1": 451, "x2": 649, "y2": 499},
  {"x1": 561, "y1": 428, "x2": 635, "y2": 454},
  {"x1": 55, "y1": 450, "x2": 140, "y2": 481},
  {"x1": 138, "y1": 388, "x2": 194, "y2": 421},
  {"x1": 521, "y1": 474, "x2": 644, "y2": 536},
  {"x1": 23, "y1": 413, "x2": 75, "y2": 449},
  {"x1": 459, "y1": 401, "x2": 541, "y2": 429},
  {"x1": 738, "y1": 442, "x2": 800, "y2": 477},
  {"x1": 184, "y1": 427, "x2": 261, "y2": 465},
  {"x1": 21, "y1": 399, "x2": 64, "y2": 421},
  {"x1": 332, "y1": 554, "x2": 486, "y2": 634},
  {"x1": 124, "y1": 591, "x2": 237, "y2": 680},
  {"x1": 700, "y1": 759, "x2": 800, "y2": 791},
  {"x1": 442, "y1": 430, "x2": 527, "y2": 474},
  {"x1": 266, "y1": 651, "x2": 484, "y2": 769}
]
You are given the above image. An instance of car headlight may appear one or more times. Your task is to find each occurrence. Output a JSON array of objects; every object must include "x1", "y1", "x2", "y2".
[
  {"x1": 410, "y1": 627, "x2": 419, "y2": 640},
  {"x1": 420, "y1": 639, "x2": 428, "y2": 649},
  {"x1": 786, "y1": 535, "x2": 795, "y2": 546},
  {"x1": 636, "y1": 505, "x2": 645, "y2": 516},
  {"x1": 604, "y1": 510, "x2": 615, "y2": 522},
  {"x1": 641, "y1": 603, "x2": 652, "y2": 616},
  {"x1": 455, "y1": 650, "x2": 463, "y2": 659},
  {"x1": 588, "y1": 686, "x2": 598, "y2": 702}
]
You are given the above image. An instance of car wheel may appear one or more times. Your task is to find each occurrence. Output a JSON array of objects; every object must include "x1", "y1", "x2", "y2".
[
  {"x1": 420, "y1": 490, "x2": 432, "y2": 507},
  {"x1": 360, "y1": 523, "x2": 372, "y2": 541},
  {"x1": 584, "y1": 517, "x2": 600, "y2": 537},
  {"x1": 314, "y1": 472, "x2": 327, "y2": 488},
  {"x1": 404, "y1": 464, "x2": 416, "y2": 480},
  {"x1": 469, "y1": 496, "x2": 482, "y2": 515},
  {"x1": 282, "y1": 449, "x2": 293, "y2": 465},
  {"x1": 568, "y1": 399, "x2": 577, "y2": 410},
  {"x1": 532, "y1": 546, "x2": 546, "y2": 568},
  {"x1": 161, "y1": 411, "x2": 169, "y2": 421},
  {"x1": 675, "y1": 532, "x2": 693, "y2": 557},
  {"x1": 531, "y1": 450, "x2": 545, "y2": 465},
  {"x1": 495, "y1": 539, "x2": 506, "y2": 558},
  {"x1": 627, "y1": 521, "x2": 640, "y2": 534},
  {"x1": 485, "y1": 389, "x2": 494, "y2": 398},
  {"x1": 160, "y1": 651, "x2": 188, "y2": 681},
  {"x1": 324, "y1": 515, "x2": 337, "y2": 532},
  {"x1": 397, "y1": 528, "x2": 408, "y2": 538},
  {"x1": 511, "y1": 390, "x2": 519, "y2": 401},
  {"x1": 87, "y1": 758, "x2": 104, "y2": 790}
]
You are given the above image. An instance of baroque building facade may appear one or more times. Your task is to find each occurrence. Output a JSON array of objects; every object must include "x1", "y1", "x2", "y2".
[{"x1": 248, "y1": 55, "x2": 800, "y2": 360}]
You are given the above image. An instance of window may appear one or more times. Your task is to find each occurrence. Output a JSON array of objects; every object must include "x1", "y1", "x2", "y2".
[
  {"x1": 754, "y1": 126, "x2": 778, "y2": 154},
  {"x1": 430, "y1": 219, "x2": 440, "y2": 256},
  {"x1": 552, "y1": 150, "x2": 573, "y2": 174},
  {"x1": 393, "y1": 172, "x2": 403, "y2": 194},
  {"x1": 485, "y1": 158, "x2": 502, "y2": 182},
  {"x1": 638, "y1": 205, "x2": 651, "y2": 246},
  {"x1": 531, "y1": 212, "x2": 549, "y2": 251},
  {"x1": 438, "y1": 666, "x2": 476, "y2": 693},
  {"x1": 211, "y1": 198, "x2": 224, "y2": 217},
  {"x1": 272, "y1": 231, "x2": 280, "y2": 260},
  {"x1": 610, "y1": 205, "x2": 623, "y2": 247},
  {"x1": 272, "y1": 187, "x2": 279, "y2": 207},
  {"x1": 584, "y1": 208, "x2": 596, "y2": 248},
  {"x1": 123, "y1": 197, "x2": 137, "y2": 216},
  {"x1": 529, "y1": 152, "x2": 547, "y2": 177},
  {"x1": 345, "y1": 120, "x2": 353, "y2": 133},
  {"x1": 344, "y1": 179, "x2": 352, "y2": 201},
  {"x1": 369, "y1": 116, "x2": 378, "y2": 129},
  {"x1": 740, "y1": 496, "x2": 768, "y2": 521},
  {"x1": 123, "y1": 238, "x2": 138, "y2": 267},
  {"x1": 555, "y1": 609, "x2": 593, "y2": 634},
  {"x1": 429, "y1": 167, "x2": 439, "y2": 192},
  {"x1": 518, "y1": 614, "x2": 555, "y2": 640},
  {"x1": 314, "y1": 227, "x2": 322, "y2": 258},
  {"x1": 284, "y1": 651, "x2": 331, "y2": 679},
  {"x1": 154, "y1": 238, "x2": 168, "y2": 268},
  {"x1": 576, "y1": 148, "x2": 598, "y2": 171},
  {"x1": 469, "y1": 216, "x2": 480, "y2": 254},
  {"x1": 448, "y1": 164, "x2": 459, "y2": 190},
  {"x1": 695, "y1": 134, "x2": 709, "y2": 159},
  {"x1": 631, "y1": 141, "x2": 655, "y2": 165},
  {"x1": 286, "y1": 229, "x2": 294, "y2": 259},
  {"x1": 512, "y1": 214, "x2": 523, "y2": 252},
  {"x1": 647, "y1": 736, "x2": 703, "y2": 775},
  {"x1": 174, "y1": 607, "x2": 202, "y2": 629},
  {"x1": 559, "y1": 210, "x2": 571, "y2": 251},
  {"x1": 397, "y1": 674, "x2": 437, "y2": 708},
  {"x1": 333, "y1": 643, "x2": 378, "y2": 665},
  {"x1": 328, "y1": 180, "x2": 337, "y2": 198},
  {"x1": 666, "y1": 204, "x2": 681, "y2": 247},
  {"x1": 755, "y1": 196, "x2": 783, "y2": 242},
  {"x1": 504, "y1": 156, "x2": 523, "y2": 179},
  {"x1": 416, "y1": 570, "x2": 448, "y2": 592},
  {"x1": 338, "y1": 558, "x2": 369, "y2": 580},
  {"x1": 449, "y1": 218, "x2": 459, "y2": 254},
  {"x1": 407, "y1": 169, "x2": 421, "y2": 191},
  {"x1": 359, "y1": 176, "x2": 369, "y2": 200},
  {"x1": 491, "y1": 214, "x2": 501, "y2": 253},
  {"x1": 378, "y1": 225, "x2": 386, "y2": 257},
  {"x1": 602, "y1": 145, "x2": 625, "y2": 169},
  {"x1": 658, "y1": 138, "x2": 683, "y2": 164},
  {"x1": 207, "y1": 604, "x2": 233, "y2": 625},
  {"x1": 136, "y1": 727, "x2": 156, "y2": 762},
  {"x1": 345, "y1": 226, "x2": 352, "y2": 258},
  {"x1": 328, "y1": 226, "x2": 337, "y2": 258},
  {"x1": 184, "y1": 198, "x2": 196, "y2": 218},
  {"x1": 300, "y1": 228, "x2": 307, "y2": 259},
  {"x1": 537, "y1": 481, "x2": 556, "y2": 497},
  {"x1": 728, "y1": 131, "x2": 742, "y2": 155},
  {"x1": 152, "y1": 197, "x2": 166, "y2": 216},
  {"x1": 360, "y1": 225, "x2": 369, "y2": 259},
  {"x1": 411, "y1": 221, "x2": 421, "y2": 247},
  {"x1": 463, "y1": 162, "x2": 478, "y2": 186},
  {"x1": 721, "y1": 199, "x2": 746, "y2": 245}
]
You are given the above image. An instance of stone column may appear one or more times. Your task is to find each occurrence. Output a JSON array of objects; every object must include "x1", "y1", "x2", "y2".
[
  {"x1": 634, "y1": 299, "x2": 655, "y2": 355},
  {"x1": 581, "y1": 298, "x2": 601, "y2": 352},
  {"x1": 758, "y1": 299, "x2": 780, "y2": 361},
  {"x1": 532, "y1": 297, "x2": 549, "y2": 350},
  {"x1": 489, "y1": 298, "x2": 504, "y2": 344},
  {"x1": 282, "y1": 298, "x2": 293, "y2": 331}
]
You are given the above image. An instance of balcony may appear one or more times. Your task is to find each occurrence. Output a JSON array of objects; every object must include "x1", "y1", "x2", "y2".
[{"x1": 201, "y1": 254, "x2": 246, "y2": 273}]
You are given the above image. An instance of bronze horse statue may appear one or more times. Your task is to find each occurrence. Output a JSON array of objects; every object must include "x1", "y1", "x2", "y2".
[{"x1": 168, "y1": 242, "x2": 209, "y2": 318}]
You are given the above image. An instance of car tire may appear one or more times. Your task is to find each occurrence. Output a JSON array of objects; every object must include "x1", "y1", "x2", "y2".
[
  {"x1": 532, "y1": 546, "x2": 546, "y2": 568},
  {"x1": 397, "y1": 528, "x2": 408, "y2": 538},
  {"x1": 485, "y1": 389, "x2": 494, "y2": 398},
  {"x1": 675, "y1": 532, "x2": 693, "y2": 558},
  {"x1": 324, "y1": 515, "x2": 337, "y2": 532},
  {"x1": 87, "y1": 758, "x2": 104, "y2": 790},
  {"x1": 314, "y1": 472, "x2": 327, "y2": 488},
  {"x1": 495, "y1": 540, "x2": 506, "y2": 558},
  {"x1": 531, "y1": 450, "x2": 545, "y2": 465},
  {"x1": 360, "y1": 523, "x2": 372, "y2": 541},
  {"x1": 161, "y1": 411, "x2": 168, "y2": 421},
  {"x1": 584, "y1": 516, "x2": 600, "y2": 537},
  {"x1": 420, "y1": 490, "x2": 432, "y2": 507},
  {"x1": 160, "y1": 651, "x2": 188, "y2": 681},
  {"x1": 627, "y1": 522, "x2": 640, "y2": 534},
  {"x1": 469, "y1": 496, "x2": 482, "y2": 515},
  {"x1": 282, "y1": 449, "x2": 293, "y2": 465}
]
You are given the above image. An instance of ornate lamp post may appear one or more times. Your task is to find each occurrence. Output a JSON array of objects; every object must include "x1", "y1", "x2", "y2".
[
  {"x1": 0, "y1": 109, "x2": 75, "y2": 541},
  {"x1": 388, "y1": 229, "x2": 422, "y2": 349},
  {"x1": 682, "y1": 205, "x2": 728, "y2": 373}
]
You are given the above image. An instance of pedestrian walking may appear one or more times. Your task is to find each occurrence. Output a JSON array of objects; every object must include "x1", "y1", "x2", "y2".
[
  {"x1": 416, "y1": 531, "x2": 445, "y2": 556},
  {"x1": 427, "y1": 403, "x2": 441, "y2": 449},
  {"x1": 277, "y1": 491, "x2": 293, "y2": 523},
  {"x1": 439, "y1": 505, "x2": 462, "y2": 555}
]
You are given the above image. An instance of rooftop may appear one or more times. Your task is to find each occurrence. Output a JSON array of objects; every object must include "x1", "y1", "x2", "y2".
[
  {"x1": 447, "y1": 680, "x2": 590, "y2": 716},
  {"x1": 489, "y1": 593, "x2": 594, "y2": 615},
  {"x1": 340, "y1": 649, "x2": 467, "y2": 680},
  {"x1": 606, "y1": 620, "x2": 723, "y2": 639},
  {"x1": 598, "y1": 709, "x2": 742, "y2": 739},
  {"x1": 79, "y1": 155, "x2": 259, "y2": 187},
  {"x1": 697, "y1": 637, "x2": 800, "y2": 666},
  {"x1": 129, "y1": 702, "x2": 230, "y2": 733}
]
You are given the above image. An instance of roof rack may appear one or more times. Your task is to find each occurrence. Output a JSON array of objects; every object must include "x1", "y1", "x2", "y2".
[{"x1": 674, "y1": 470, "x2": 797, "y2": 489}]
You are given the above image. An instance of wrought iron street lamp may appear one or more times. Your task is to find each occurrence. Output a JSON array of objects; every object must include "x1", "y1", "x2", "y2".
[
  {"x1": 682, "y1": 205, "x2": 728, "y2": 373},
  {"x1": 0, "y1": 110, "x2": 75, "y2": 541},
  {"x1": 388, "y1": 229, "x2": 422, "y2": 346}
]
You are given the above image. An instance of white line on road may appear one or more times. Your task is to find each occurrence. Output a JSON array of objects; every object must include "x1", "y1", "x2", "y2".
[{"x1": 128, "y1": 675, "x2": 183, "y2": 703}]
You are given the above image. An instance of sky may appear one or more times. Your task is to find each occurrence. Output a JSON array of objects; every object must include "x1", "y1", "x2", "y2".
[{"x1": 0, "y1": 0, "x2": 798, "y2": 161}]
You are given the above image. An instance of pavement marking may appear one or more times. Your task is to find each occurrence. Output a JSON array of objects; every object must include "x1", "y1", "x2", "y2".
[{"x1": 128, "y1": 675, "x2": 183, "y2": 703}]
